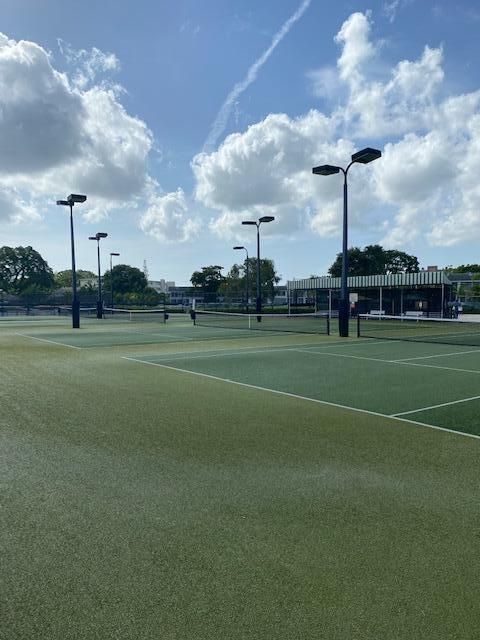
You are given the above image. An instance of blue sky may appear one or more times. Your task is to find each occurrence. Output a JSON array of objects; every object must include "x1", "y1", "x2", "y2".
[{"x1": 1, "y1": 0, "x2": 480, "y2": 284}]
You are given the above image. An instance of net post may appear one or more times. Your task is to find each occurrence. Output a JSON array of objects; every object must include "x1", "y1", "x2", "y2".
[
  {"x1": 327, "y1": 315, "x2": 330, "y2": 336},
  {"x1": 357, "y1": 314, "x2": 360, "y2": 338}
]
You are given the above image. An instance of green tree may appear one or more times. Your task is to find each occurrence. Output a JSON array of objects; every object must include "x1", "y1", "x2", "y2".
[
  {"x1": 328, "y1": 245, "x2": 419, "y2": 277},
  {"x1": 190, "y1": 265, "x2": 225, "y2": 294},
  {"x1": 445, "y1": 264, "x2": 480, "y2": 273},
  {"x1": 218, "y1": 264, "x2": 244, "y2": 299},
  {"x1": 0, "y1": 245, "x2": 54, "y2": 293},
  {"x1": 54, "y1": 269, "x2": 96, "y2": 289},
  {"x1": 102, "y1": 264, "x2": 148, "y2": 295},
  {"x1": 245, "y1": 258, "x2": 280, "y2": 302}
]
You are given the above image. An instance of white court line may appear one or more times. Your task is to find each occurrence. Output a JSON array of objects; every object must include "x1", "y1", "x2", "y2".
[
  {"x1": 290, "y1": 347, "x2": 480, "y2": 375},
  {"x1": 121, "y1": 356, "x2": 480, "y2": 441},
  {"x1": 130, "y1": 339, "x2": 393, "y2": 363},
  {"x1": 15, "y1": 332, "x2": 82, "y2": 350},
  {"x1": 392, "y1": 395, "x2": 480, "y2": 417},
  {"x1": 393, "y1": 348, "x2": 480, "y2": 362}
]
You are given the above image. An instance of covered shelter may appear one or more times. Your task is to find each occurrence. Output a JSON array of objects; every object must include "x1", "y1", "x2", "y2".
[{"x1": 288, "y1": 271, "x2": 453, "y2": 318}]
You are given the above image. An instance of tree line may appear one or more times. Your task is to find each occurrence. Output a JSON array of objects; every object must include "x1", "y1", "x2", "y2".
[
  {"x1": 4, "y1": 242, "x2": 474, "y2": 304},
  {"x1": 0, "y1": 245, "x2": 161, "y2": 305},
  {"x1": 190, "y1": 260, "x2": 280, "y2": 302}
]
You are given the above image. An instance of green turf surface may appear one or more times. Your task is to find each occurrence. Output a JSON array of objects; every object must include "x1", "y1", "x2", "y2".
[{"x1": 1, "y1": 316, "x2": 480, "y2": 639}]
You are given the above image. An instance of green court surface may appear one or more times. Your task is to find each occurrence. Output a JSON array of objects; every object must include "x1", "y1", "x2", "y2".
[{"x1": 1, "y1": 314, "x2": 479, "y2": 639}]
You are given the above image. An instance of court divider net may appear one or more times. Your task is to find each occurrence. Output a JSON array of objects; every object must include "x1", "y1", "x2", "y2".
[{"x1": 193, "y1": 310, "x2": 330, "y2": 335}]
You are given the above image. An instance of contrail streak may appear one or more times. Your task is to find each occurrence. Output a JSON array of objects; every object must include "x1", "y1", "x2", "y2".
[{"x1": 203, "y1": 0, "x2": 312, "y2": 152}]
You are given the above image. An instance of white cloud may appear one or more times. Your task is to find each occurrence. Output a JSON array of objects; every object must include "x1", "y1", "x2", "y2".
[
  {"x1": 193, "y1": 10, "x2": 480, "y2": 249},
  {"x1": 306, "y1": 67, "x2": 341, "y2": 101},
  {"x1": 334, "y1": 12, "x2": 376, "y2": 86},
  {"x1": 0, "y1": 188, "x2": 40, "y2": 224},
  {"x1": 58, "y1": 40, "x2": 120, "y2": 89},
  {"x1": 383, "y1": 0, "x2": 412, "y2": 23},
  {"x1": 139, "y1": 189, "x2": 200, "y2": 243},
  {"x1": 0, "y1": 33, "x2": 164, "y2": 232}
]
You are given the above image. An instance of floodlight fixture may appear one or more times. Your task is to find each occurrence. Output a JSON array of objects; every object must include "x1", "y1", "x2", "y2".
[
  {"x1": 89, "y1": 232, "x2": 109, "y2": 318},
  {"x1": 312, "y1": 164, "x2": 341, "y2": 176},
  {"x1": 56, "y1": 193, "x2": 88, "y2": 328},
  {"x1": 351, "y1": 147, "x2": 382, "y2": 164},
  {"x1": 240, "y1": 215, "x2": 276, "y2": 317},
  {"x1": 312, "y1": 147, "x2": 381, "y2": 337},
  {"x1": 68, "y1": 194, "x2": 87, "y2": 203}
]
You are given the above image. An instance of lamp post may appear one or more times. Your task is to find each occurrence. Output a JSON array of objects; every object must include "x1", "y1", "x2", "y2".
[
  {"x1": 233, "y1": 246, "x2": 249, "y2": 312},
  {"x1": 89, "y1": 232, "x2": 108, "y2": 319},
  {"x1": 109, "y1": 252, "x2": 120, "y2": 311},
  {"x1": 241, "y1": 216, "x2": 275, "y2": 319},
  {"x1": 313, "y1": 147, "x2": 381, "y2": 337},
  {"x1": 56, "y1": 194, "x2": 87, "y2": 329}
]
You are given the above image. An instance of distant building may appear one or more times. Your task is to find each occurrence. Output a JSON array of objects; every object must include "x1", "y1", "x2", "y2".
[{"x1": 148, "y1": 280, "x2": 175, "y2": 293}]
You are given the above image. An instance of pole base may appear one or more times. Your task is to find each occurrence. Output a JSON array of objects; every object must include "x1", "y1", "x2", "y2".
[
  {"x1": 338, "y1": 299, "x2": 349, "y2": 337},
  {"x1": 72, "y1": 299, "x2": 80, "y2": 329},
  {"x1": 96, "y1": 301, "x2": 103, "y2": 319}
]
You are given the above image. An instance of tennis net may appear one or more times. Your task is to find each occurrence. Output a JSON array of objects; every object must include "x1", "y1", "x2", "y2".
[
  {"x1": 193, "y1": 310, "x2": 329, "y2": 334},
  {"x1": 357, "y1": 313, "x2": 480, "y2": 346},
  {"x1": 58, "y1": 306, "x2": 97, "y2": 318},
  {"x1": 103, "y1": 308, "x2": 167, "y2": 323}
]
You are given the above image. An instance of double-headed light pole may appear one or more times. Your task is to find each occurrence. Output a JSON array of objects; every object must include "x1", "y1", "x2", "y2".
[
  {"x1": 89, "y1": 232, "x2": 108, "y2": 319},
  {"x1": 109, "y1": 252, "x2": 120, "y2": 310},
  {"x1": 233, "y1": 246, "x2": 249, "y2": 312},
  {"x1": 241, "y1": 216, "x2": 275, "y2": 318},
  {"x1": 312, "y1": 148, "x2": 381, "y2": 337},
  {"x1": 56, "y1": 194, "x2": 87, "y2": 329}
]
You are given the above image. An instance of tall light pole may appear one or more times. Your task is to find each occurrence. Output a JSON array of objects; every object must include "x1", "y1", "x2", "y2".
[
  {"x1": 89, "y1": 232, "x2": 108, "y2": 319},
  {"x1": 56, "y1": 194, "x2": 87, "y2": 329},
  {"x1": 313, "y1": 147, "x2": 381, "y2": 337},
  {"x1": 109, "y1": 252, "x2": 120, "y2": 311},
  {"x1": 233, "y1": 245, "x2": 249, "y2": 312},
  {"x1": 241, "y1": 216, "x2": 275, "y2": 319}
]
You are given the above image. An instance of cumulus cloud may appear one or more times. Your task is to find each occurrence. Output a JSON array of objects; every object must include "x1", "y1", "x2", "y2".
[
  {"x1": 0, "y1": 33, "x2": 178, "y2": 235},
  {"x1": 193, "y1": 10, "x2": 480, "y2": 248},
  {"x1": 0, "y1": 188, "x2": 40, "y2": 224},
  {"x1": 139, "y1": 189, "x2": 200, "y2": 243}
]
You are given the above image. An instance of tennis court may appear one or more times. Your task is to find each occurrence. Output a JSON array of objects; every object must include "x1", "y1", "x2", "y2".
[{"x1": 2, "y1": 311, "x2": 480, "y2": 639}]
